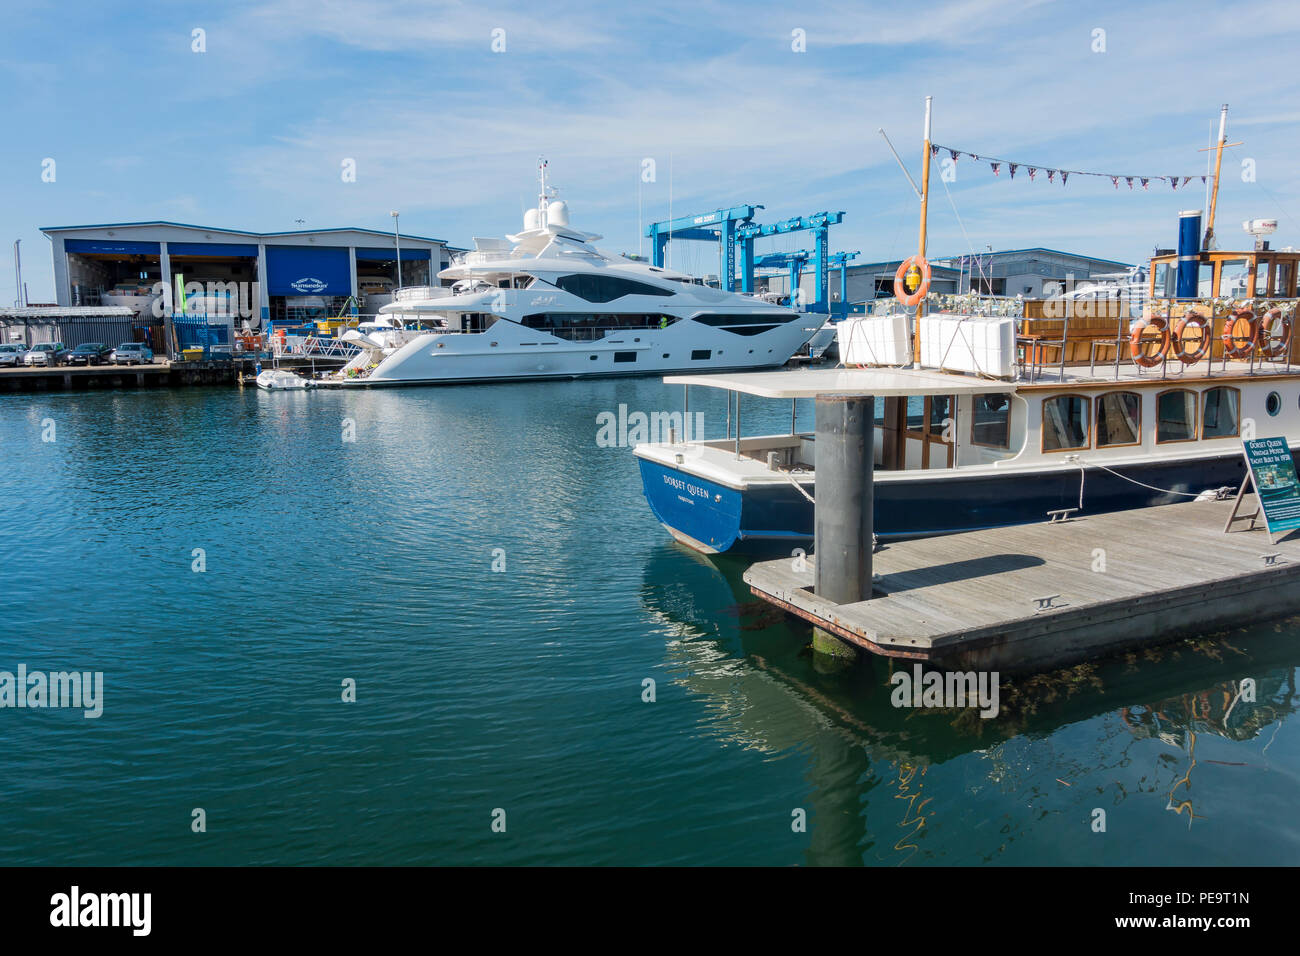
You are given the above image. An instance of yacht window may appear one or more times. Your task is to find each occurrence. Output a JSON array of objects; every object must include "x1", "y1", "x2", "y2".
[
  {"x1": 552, "y1": 274, "x2": 673, "y2": 302},
  {"x1": 1041, "y1": 395, "x2": 1090, "y2": 452},
  {"x1": 971, "y1": 392, "x2": 1012, "y2": 448},
  {"x1": 1096, "y1": 392, "x2": 1141, "y2": 447},
  {"x1": 1156, "y1": 389, "x2": 1197, "y2": 443},
  {"x1": 1202, "y1": 386, "x2": 1240, "y2": 439},
  {"x1": 690, "y1": 313, "x2": 797, "y2": 327}
]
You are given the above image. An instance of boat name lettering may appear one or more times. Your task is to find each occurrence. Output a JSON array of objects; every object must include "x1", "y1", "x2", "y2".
[{"x1": 662, "y1": 474, "x2": 710, "y2": 498}]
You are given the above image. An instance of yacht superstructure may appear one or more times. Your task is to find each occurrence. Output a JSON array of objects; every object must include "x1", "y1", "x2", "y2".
[{"x1": 332, "y1": 162, "x2": 817, "y2": 386}]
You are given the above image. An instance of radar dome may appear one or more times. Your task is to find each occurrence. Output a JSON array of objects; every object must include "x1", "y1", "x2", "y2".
[
  {"x1": 1243, "y1": 218, "x2": 1278, "y2": 236},
  {"x1": 524, "y1": 208, "x2": 541, "y2": 231},
  {"x1": 548, "y1": 200, "x2": 570, "y2": 227}
]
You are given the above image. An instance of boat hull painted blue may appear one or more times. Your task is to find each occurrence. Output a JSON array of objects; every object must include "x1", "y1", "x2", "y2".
[{"x1": 637, "y1": 451, "x2": 1278, "y2": 555}]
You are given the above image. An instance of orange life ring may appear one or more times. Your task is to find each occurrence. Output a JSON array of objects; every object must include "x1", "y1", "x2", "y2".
[
  {"x1": 1129, "y1": 316, "x2": 1170, "y2": 368},
  {"x1": 893, "y1": 255, "x2": 931, "y2": 306},
  {"x1": 1221, "y1": 308, "x2": 1257, "y2": 359},
  {"x1": 1258, "y1": 307, "x2": 1292, "y2": 361},
  {"x1": 1171, "y1": 310, "x2": 1211, "y2": 364}
]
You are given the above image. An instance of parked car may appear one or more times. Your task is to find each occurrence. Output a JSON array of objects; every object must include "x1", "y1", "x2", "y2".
[
  {"x1": 111, "y1": 342, "x2": 153, "y2": 366},
  {"x1": 0, "y1": 343, "x2": 27, "y2": 367},
  {"x1": 23, "y1": 342, "x2": 68, "y2": 366},
  {"x1": 65, "y1": 343, "x2": 112, "y2": 366}
]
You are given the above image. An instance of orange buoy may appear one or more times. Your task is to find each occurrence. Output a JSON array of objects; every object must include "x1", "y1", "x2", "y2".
[
  {"x1": 1258, "y1": 307, "x2": 1292, "y2": 361},
  {"x1": 893, "y1": 255, "x2": 931, "y2": 306},
  {"x1": 1171, "y1": 310, "x2": 1211, "y2": 364},
  {"x1": 1221, "y1": 308, "x2": 1257, "y2": 359},
  {"x1": 1130, "y1": 316, "x2": 1170, "y2": 368}
]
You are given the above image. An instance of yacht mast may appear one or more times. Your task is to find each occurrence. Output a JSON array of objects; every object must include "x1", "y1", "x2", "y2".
[
  {"x1": 1201, "y1": 104, "x2": 1238, "y2": 251},
  {"x1": 913, "y1": 95, "x2": 933, "y2": 364}
]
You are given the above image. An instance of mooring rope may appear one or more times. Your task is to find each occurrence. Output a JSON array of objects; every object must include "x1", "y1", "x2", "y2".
[
  {"x1": 778, "y1": 466, "x2": 816, "y2": 504},
  {"x1": 1074, "y1": 458, "x2": 1233, "y2": 503}
]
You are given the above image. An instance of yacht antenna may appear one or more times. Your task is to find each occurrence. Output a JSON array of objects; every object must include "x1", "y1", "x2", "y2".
[
  {"x1": 537, "y1": 157, "x2": 550, "y2": 229},
  {"x1": 1199, "y1": 104, "x2": 1241, "y2": 251}
]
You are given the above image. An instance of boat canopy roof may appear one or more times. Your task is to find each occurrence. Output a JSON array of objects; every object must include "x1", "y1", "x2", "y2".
[{"x1": 663, "y1": 367, "x2": 1016, "y2": 399}]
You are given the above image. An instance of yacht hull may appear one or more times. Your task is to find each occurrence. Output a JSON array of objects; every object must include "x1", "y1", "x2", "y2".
[
  {"x1": 637, "y1": 450, "x2": 1266, "y2": 555},
  {"x1": 344, "y1": 317, "x2": 816, "y2": 386}
]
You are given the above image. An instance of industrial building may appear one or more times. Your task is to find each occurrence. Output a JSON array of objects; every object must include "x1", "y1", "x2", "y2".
[
  {"x1": 764, "y1": 247, "x2": 1134, "y2": 305},
  {"x1": 40, "y1": 221, "x2": 455, "y2": 328}
]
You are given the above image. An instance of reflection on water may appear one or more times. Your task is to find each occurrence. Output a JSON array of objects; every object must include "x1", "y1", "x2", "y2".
[{"x1": 640, "y1": 544, "x2": 1300, "y2": 865}]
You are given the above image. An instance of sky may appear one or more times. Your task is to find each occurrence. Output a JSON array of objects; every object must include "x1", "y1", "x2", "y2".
[{"x1": 3, "y1": 0, "x2": 1300, "y2": 302}]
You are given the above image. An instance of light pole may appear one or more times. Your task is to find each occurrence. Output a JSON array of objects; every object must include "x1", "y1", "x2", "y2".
[
  {"x1": 390, "y1": 211, "x2": 402, "y2": 288},
  {"x1": 13, "y1": 239, "x2": 23, "y2": 308}
]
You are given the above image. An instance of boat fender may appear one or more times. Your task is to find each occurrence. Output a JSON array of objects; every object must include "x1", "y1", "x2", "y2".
[
  {"x1": 893, "y1": 255, "x2": 931, "y2": 306},
  {"x1": 1171, "y1": 310, "x2": 1211, "y2": 364},
  {"x1": 1221, "y1": 308, "x2": 1257, "y2": 359},
  {"x1": 1129, "y1": 316, "x2": 1170, "y2": 368}
]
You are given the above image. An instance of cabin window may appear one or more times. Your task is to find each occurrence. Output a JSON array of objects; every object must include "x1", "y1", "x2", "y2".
[
  {"x1": 1202, "y1": 386, "x2": 1240, "y2": 438},
  {"x1": 1220, "y1": 259, "x2": 1249, "y2": 299},
  {"x1": 614, "y1": 351, "x2": 637, "y2": 363},
  {"x1": 1267, "y1": 392, "x2": 1282, "y2": 416},
  {"x1": 929, "y1": 395, "x2": 952, "y2": 434},
  {"x1": 690, "y1": 349, "x2": 711, "y2": 360},
  {"x1": 552, "y1": 274, "x2": 674, "y2": 302},
  {"x1": 1198, "y1": 263, "x2": 1214, "y2": 298},
  {"x1": 1275, "y1": 263, "x2": 1293, "y2": 297},
  {"x1": 1154, "y1": 263, "x2": 1176, "y2": 298},
  {"x1": 1041, "y1": 395, "x2": 1090, "y2": 452},
  {"x1": 1096, "y1": 392, "x2": 1141, "y2": 447},
  {"x1": 971, "y1": 393, "x2": 1011, "y2": 448},
  {"x1": 1255, "y1": 262, "x2": 1272, "y2": 296},
  {"x1": 1156, "y1": 389, "x2": 1197, "y2": 443}
]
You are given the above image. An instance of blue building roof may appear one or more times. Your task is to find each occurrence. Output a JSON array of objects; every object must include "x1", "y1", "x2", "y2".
[{"x1": 40, "y1": 220, "x2": 448, "y2": 245}]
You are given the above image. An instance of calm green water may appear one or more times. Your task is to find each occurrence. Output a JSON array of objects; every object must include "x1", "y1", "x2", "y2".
[{"x1": 1, "y1": 378, "x2": 1298, "y2": 866}]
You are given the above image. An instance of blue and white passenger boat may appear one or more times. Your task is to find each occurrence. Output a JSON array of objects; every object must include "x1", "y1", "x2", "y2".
[{"x1": 635, "y1": 103, "x2": 1300, "y2": 554}]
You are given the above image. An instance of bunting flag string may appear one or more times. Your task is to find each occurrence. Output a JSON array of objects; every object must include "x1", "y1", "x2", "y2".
[{"x1": 930, "y1": 142, "x2": 1207, "y2": 190}]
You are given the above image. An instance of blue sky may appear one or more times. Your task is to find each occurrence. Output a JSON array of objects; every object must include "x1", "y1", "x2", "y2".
[{"x1": 4, "y1": 0, "x2": 1300, "y2": 302}]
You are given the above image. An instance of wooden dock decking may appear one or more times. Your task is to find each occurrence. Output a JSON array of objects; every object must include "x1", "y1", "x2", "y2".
[{"x1": 743, "y1": 496, "x2": 1300, "y2": 673}]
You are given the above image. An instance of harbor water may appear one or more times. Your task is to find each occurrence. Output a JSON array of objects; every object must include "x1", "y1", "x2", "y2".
[{"x1": 2, "y1": 380, "x2": 1298, "y2": 866}]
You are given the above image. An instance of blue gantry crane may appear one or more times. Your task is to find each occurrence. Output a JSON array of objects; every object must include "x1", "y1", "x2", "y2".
[
  {"x1": 646, "y1": 205, "x2": 848, "y2": 311},
  {"x1": 754, "y1": 250, "x2": 859, "y2": 316},
  {"x1": 645, "y1": 204, "x2": 763, "y2": 293}
]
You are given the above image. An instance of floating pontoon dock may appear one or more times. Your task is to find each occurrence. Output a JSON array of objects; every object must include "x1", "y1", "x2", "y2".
[{"x1": 744, "y1": 495, "x2": 1300, "y2": 673}]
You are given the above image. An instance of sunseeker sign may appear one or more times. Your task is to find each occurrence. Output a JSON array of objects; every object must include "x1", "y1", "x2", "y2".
[{"x1": 289, "y1": 277, "x2": 328, "y2": 293}]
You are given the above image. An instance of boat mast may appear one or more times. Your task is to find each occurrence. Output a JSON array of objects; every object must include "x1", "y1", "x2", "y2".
[
  {"x1": 1202, "y1": 104, "x2": 1231, "y2": 250},
  {"x1": 913, "y1": 95, "x2": 933, "y2": 364}
]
